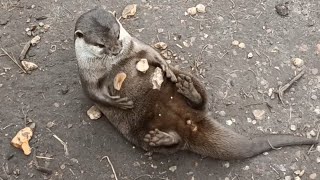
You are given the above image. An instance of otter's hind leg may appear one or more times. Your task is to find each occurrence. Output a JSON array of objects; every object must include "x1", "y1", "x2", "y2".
[
  {"x1": 143, "y1": 129, "x2": 181, "y2": 147},
  {"x1": 176, "y1": 74, "x2": 202, "y2": 106}
]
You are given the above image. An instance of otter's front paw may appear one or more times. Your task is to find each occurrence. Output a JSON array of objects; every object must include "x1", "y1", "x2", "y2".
[
  {"x1": 143, "y1": 129, "x2": 180, "y2": 147},
  {"x1": 161, "y1": 64, "x2": 177, "y2": 82},
  {"x1": 107, "y1": 95, "x2": 134, "y2": 109}
]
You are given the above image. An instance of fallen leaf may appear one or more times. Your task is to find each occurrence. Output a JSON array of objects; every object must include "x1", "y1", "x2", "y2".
[
  {"x1": 114, "y1": 72, "x2": 127, "y2": 90},
  {"x1": 11, "y1": 126, "x2": 34, "y2": 155},
  {"x1": 122, "y1": 4, "x2": 137, "y2": 19},
  {"x1": 21, "y1": 60, "x2": 38, "y2": 71},
  {"x1": 154, "y1": 42, "x2": 168, "y2": 50}
]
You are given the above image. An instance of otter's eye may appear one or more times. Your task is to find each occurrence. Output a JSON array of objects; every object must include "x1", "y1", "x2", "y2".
[
  {"x1": 117, "y1": 34, "x2": 120, "y2": 39},
  {"x1": 96, "y1": 43, "x2": 105, "y2": 48}
]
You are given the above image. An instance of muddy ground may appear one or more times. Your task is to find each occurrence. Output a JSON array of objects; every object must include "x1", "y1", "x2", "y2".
[{"x1": 1, "y1": 0, "x2": 320, "y2": 179}]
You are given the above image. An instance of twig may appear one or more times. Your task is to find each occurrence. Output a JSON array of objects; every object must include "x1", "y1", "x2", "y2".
[
  {"x1": 229, "y1": 0, "x2": 235, "y2": 9},
  {"x1": 53, "y1": 134, "x2": 69, "y2": 156},
  {"x1": 1, "y1": 123, "x2": 14, "y2": 130},
  {"x1": 36, "y1": 156, "x2": 54, "y2": 160},
  {"x1": 100, "y1": 156, "x2": 118, "y2": 180},
  {"x1": 32, "y1": 150, "x2": 53, "y2": 175},
  {"x1": 230, "y1": 12, "x2": 237, "y2": 26},
  {"x1": 267, "y1": 140, "x2": 282, "y2": 150},
  {"x1": 217, "y1": 51, "x2": 228, "y2": 59},
  {"x1": 134, "y1": 174, "x2": 152, "y2": 180},
  {"x1": 19, "y1": 41, "x2": 31, "y2": 60},
  {"x1": 194, "y1": 44, "x2": 209, "y2": 69},
  {"x1": 269, "y1": 164, "x2": 280, "y2": 175},
  {"x1": 1, "y1": 48, "x2": 27, "y2": 73},
  {"x1": 275, "y1": 70, "x2": 305, "y2": 104}
]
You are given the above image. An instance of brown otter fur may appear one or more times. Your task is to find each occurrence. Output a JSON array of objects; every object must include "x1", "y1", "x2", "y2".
[{"x1": 75, "y1": 8, "x2": 318, "y2": 160}]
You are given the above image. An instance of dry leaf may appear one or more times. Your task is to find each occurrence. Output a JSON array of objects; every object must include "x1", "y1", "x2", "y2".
[
  {"x1": 122, "y1": 4, "x2": 137, "y2": 19},
  {"x1": 154, "y1": 42, "x2": 168, "y2": 50},
  {"x1": 11, "y1": 126, "x2": 34, "y2": 155},
  {"x1": 87, "y1": 105, "x2": 102, "y2": 120},
  {"x1": 136, "y1": 58, "x2": 149, "y2": 73},
  {"x1": 114, "y1": 72, "x2": 127, "y2": 90},
  {"x1": 21, "y1": 60, "x2": 38, "y2": 71},
  {"x1": 151, "y1": 67, "x2": 164, "y2": 90}
]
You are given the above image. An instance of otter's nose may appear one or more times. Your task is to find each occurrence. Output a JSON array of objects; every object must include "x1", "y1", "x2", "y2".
[{"x1": 110, "y1": 43, "x2": 122, "y2": 55}]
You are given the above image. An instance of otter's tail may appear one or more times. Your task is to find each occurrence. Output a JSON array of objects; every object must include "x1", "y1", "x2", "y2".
[{"x1": 186, "y1": 118, "x2": 318, "y2": 160}]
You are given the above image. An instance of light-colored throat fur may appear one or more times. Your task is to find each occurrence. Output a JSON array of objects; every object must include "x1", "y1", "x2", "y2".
[{"x1": 75, "y1": 20, "x2": 132, "y2": 71}]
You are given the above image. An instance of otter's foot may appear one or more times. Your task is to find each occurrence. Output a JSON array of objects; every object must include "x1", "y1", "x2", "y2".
[
  {"x1": 143, "y1": 129, "x2": 180, "y2": 147},
  {"x1": 176, "y1": 74, "x2": 202, "y2": 105}
]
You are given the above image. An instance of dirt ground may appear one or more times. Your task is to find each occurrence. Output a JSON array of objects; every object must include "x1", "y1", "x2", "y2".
[{"x1": 1, "y1": 0, "x2": 320, "y2": 179}]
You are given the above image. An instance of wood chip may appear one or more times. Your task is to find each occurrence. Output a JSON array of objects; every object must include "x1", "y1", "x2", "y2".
[
  {"x1": 114, "y1": 72, "x2": 127, "y2": 91},
  {"x1": 122, "y1": 4, "x2": 137, "y2": 19}
]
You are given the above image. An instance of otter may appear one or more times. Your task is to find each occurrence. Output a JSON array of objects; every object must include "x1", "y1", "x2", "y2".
[{"x1": 74, "y1": 8, "x2": 318, "y2": 160}]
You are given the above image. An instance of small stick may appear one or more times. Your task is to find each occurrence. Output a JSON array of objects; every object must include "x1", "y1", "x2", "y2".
[
  {"x1": 1, "y1": 123, "x2": 14, "y2": 130},
  {"x1": 1, "y1": 48, "x2": 27, "y2": 73},
  {"x1": 19, "y1": 41, "x2": 31, "y2": 60},
  {"x1": 36, "y1": 156, "x2": 54, "y2": 160},
  {"x1": 100, "y1": 156, "x2": 118, "y2": 180},
  {"x1": 134, "y1": 174, "x2": 152, "y2": 180},
  {"x1": 267, "y1": 140, "x2": 282, "y2": 150},
  {"x1": 275, "y1": 70, "x2": 305, "y2": 104},
  {"x1": 53, "y1": 134, "x2": 69, "y2": 156},
  {"x1": 32, "y1": 151, "x2": 53, "y2": 175},
  {"x1": 269, "y1": 164, "x2": 280, "y2": 175}
]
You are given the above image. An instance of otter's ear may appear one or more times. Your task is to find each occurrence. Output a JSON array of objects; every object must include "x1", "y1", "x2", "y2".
[{"x1": 75, "y1": 30, "x2": 84, "y2": 38}]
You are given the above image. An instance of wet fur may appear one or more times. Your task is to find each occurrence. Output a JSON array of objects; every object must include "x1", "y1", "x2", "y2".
[{"x1": 75, "y1": 8, "x2": 318, "y2": 160}]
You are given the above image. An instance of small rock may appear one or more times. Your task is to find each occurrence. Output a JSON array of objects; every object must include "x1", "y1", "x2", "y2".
[
  {"x1": 290, "y1": 125, "x2": 297, "y2": 131},
  {"x1": 67, "y1": 124, "x2": 73, "y2": 129},
  {"x1": 252, "y1": 120, "x2": 257, "y2": 125},
  {"x1": 169, "y1": 166, "x2": 177, "y2": 172},
  {"x1": 252, "y1": 110, "x2": 265, "y2": 120},
  {"x1": 136, "y1": 59, "x2": 149, "y2": 73},
  {"x1": 187, "y1": 7, "x2": 197, "y2": 16},
  {"x1": 39, "y1": 22, "x2": 44, "y2": 27},
  {"x1": 154, "y1": 42, "x2": 168, "y2": 50},
  {"x1": 311, "y1": 68, "x2": 319, "y2": 75},
  {"x1": 311, "y1": 95, "x2": 317, "y2": 100},
  {"x1": 157, "y1": 28, "x2": 164, "y2": 33},
  {"x1": 275, "y1": 2, "x2": 289, "y2": 17},
  {"x1": 232, "y1": 40, "x2": 239, "y2": 46},
  {"x1": 46, "y1": 121, "x2": 55, "y2": 128},
  {"x1": 218, "y1": 111, "x2": 226, "y2": 117},
  {"x1": 21, "y1": 61, "x2": 38, "y2": 71},
  {"x1": 195, "y1": 4, "x2": 206, "y2": 13},
  {"x1": 242, "y1": 165, "x2": 250, "y2": 170},
  {"x1": 226, "y1": 120, "x2": 233, "y2": 126},
  {"x1": 53, "y1": 102, "x2": 60, "y2": 108},
  {"x1": 60, "y1": 164, "x2": 65, "y2": 170},
  {"x1": 284, "y1": 176, "x2": 292, "y2": 180},
  {"x1": 309, "y1": 173, "x2": 317, "y2": 179},
  {"x1": 238, "y1": 42, "x2": 245, "y2": 48},
  {"x1": 292, "y1": 58, "x2": 304, "y2": 67},
  {"x1": 294, "y1": 177, "x2": 301, "y2": 180},
  {"x1": 316, "y1": 157, "x2": 320, "y2": 163},
  {"x1": 122, "y1": 4, "x2": 137, "y2": 19},
  {"x1": 310, "y1": 130, "x2": 316, "y2": 137},
  {"x1": 247, "y1": 52, "x2": 253, "y2": 59},
  {"x1": 87, "y1": 105, "x2": 102, "y2": 120},
  {"x1": 223, "y1": 162, "x2": 230, "y2": 168}
]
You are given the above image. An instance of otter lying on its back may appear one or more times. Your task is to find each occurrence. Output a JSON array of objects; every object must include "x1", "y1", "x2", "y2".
[{"x1": 74, "y1": 8, "x2": 318, "y2": 160}]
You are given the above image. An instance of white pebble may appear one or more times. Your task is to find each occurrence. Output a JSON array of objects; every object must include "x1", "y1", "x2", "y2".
[
  {"x1": 226, "y1": 120, "x2": 233, "y2": 126},
  {"x1": 316, "y1": 157, "x2": 320, "y2": 163},
  {"x1": 309, "y1": 173, "x2": 317, "y2": 179},
  {"x1": 219, "y1": 111, "x2": 226, "y2": 117},
  {"x1": 223, "y1": 162, "x2": 230, "y2": 168},
  {"x1": 309, "y1": 130, "x2": 316, "y2": 137},
  {"x1": 311, "y1": 95, "x2": 317, "y2": 100},
  {"x1": 294, "y1": 177, "x2": 301, "y2": 180},
  {"x1": 196, "y1": 4, "x2": 206, "y2": 13},
  {"x1": 284, "y1": 176, "x2": 292, "y2": 180},
  {"x1": 252, "y1": 109, "x2": 265, "y2": 120},
  {"x1": 290, "y1": 124, "x2": 297, "y2": 131},
  {"x1": 242, "y1": 165, "x2": 250, "y2": 170},
  {"x1": 292, "y1": 58, "x2": 304, "y2": 67},
  {"x1": 311, "y1": 68, "x2": 319, "y2": 75},
  {"x1": 169, "y1": 166, "x2": 177, "y2": 172},
  {"x1": 232, "y1": 40, "x2": 239, "y2": 46},
  {"x1": 247, "y1": 52, "x2": 253, "y2": 59},
  {"x1": 187, "y1": 7, "x2": 197, "y2": 15},
  {"x1": 252, "y1": 120, "x2": 257, "y2": 125},
  {"x1": 238, "y1": 42, "x2": 245, "y2": 48}
]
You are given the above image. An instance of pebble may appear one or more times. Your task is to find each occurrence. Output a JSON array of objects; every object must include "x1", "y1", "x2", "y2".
[
  {"x1": 157, "y1": 28, "x2": 164, "y2": 33},
  {"x1": 275, "y1": 2, "x2": 289, "y2": 16},
  {"x1": 309, "y1": 130, "x2": 316, "y2": 137},
  {"x1": 53, "y1": 102, "x2": 60, "y2": 108},
  {"x1": 223, "y1": 162, "x2": 230, "y2": 168},
  {"x1": 290, "y1": 124, "x2": 297, "y2": 131},
  {"x1": 247, "y1": 52, "x2": 253, "y2": 59},
  {"x1": 284, "y1": 176, "x2": 292, "y2": 180},
  {"x1": 311, "y1": 95, "x2": 317, "y2": 100},
  {"x1": 46, "y1": 121, "x2": 55, "y2": 128},
  {"x1": 247, "y1": 118, "x2": 252, "y2": 123},
  {"x1": 294, "y1": 177, "x2": 301, "y2": 180},
  {"x1": 311, "y1": 68, "x2": 318, "y2": 75},
  {"x1": 39, "y1": 22, "x2": 44, "y2": 27},
  {"x1": 242, "y1": 165, "x2": 250, "y2": 170},
  {"x1": 232, "y1": 40, "x2": 239, "y2": 46},
  {"x1": 292, "y1": 58, "x2": 304, "y2": 67},
  {"x1": 238, "y1": 42, "x2": 246, "y2": 48},
  {"x1": 187, "y1": 7, "x2": 197, "y2": 16},
  {"x1": 196, "y1": 4, "x2": 206, "y2": 13},
  {"x1": 169, "y1": 166, "x2": 177, "y2": 172},
  {"x1": 309, "y1": 173, "x2": 317, "y2": 179},
  {"x1": 226, "y1": 120, "x2": 233, "y2": 126},
  {"x1": 252, "y1": 120, "x2": 257, "y2": 125},
  {"x1": 218, "y1": 111, "x2": 226, "y2": 117},
  {"x1": 317, "y1": 157, "x2": 320, "y2": 163},
  {"x1": 252, "y1": 110, "x2": 265, "y2": 120}
]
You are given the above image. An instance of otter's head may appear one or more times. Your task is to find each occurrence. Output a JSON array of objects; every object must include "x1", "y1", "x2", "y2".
[{"x1": 74, "y1": 8, "x2": 122, "y2": 59}]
